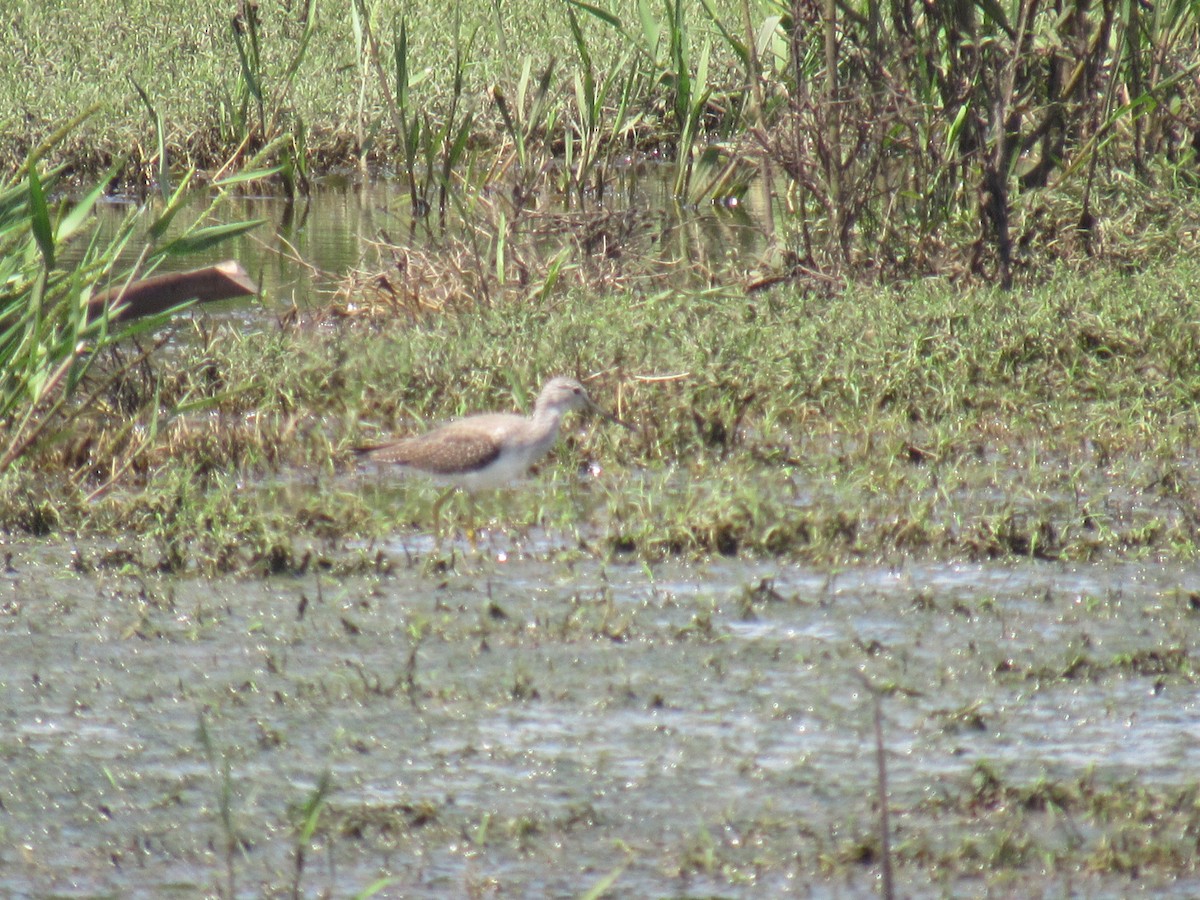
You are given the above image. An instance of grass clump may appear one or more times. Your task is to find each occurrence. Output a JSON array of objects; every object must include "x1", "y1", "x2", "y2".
[
  {"x1": 5, "y1": 1, "x2": 1200, "y2": 282},
  {"x1": 5, "y1": 256, "x2": 1200, "y2": 568},
  {"x1": 0, "y1": 117, "x2": 265, "y2": 479}
]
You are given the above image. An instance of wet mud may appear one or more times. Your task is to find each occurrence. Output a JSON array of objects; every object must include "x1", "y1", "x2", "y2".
[{"x1": 3, "y1": 534, "x2": 1198, "y2": 897}]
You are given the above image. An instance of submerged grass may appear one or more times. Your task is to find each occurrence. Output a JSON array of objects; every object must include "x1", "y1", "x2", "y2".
[
  {"x1": 6, "y1": 520, "x2": 1196, "y2": 894},
  {"x1": 4, "y1": 257, "x2": 1200, "y2": 570}
]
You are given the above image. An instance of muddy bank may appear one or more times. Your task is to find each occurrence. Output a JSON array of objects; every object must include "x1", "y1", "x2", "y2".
[{"x1": 2, "y1": 535, "x2": 1198, "y2": 897}]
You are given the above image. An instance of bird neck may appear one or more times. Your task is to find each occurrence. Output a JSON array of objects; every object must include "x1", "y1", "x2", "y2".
[
  {"x1": 531, "y1": 402, "x2": 564, "y2": 430},
  {"x1": 527, "y1": 404, "x2": 565, "y2": 453}
]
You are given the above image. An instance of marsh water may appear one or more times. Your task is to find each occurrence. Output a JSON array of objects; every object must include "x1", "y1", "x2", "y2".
[
  {"x1": 5, "y1": 182, "x2": 1200, "y2": 897},
  {"x1": 80, "y1": 168, "x2": 772, "y2": 315},
  {"x1": 4, "y1": 534, "x2": 1199, "y2": 898}
]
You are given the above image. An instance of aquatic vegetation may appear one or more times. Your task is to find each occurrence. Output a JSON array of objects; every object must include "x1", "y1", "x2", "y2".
[
  {"x1": 5, "y1": 541, "x2": 1194, "y2": 895},
  {"x1": 3, "y1": 257, "x2": 1200, "y2": 572},
  {"x1": 5, "y1": 1, "x2": 1200, "y2": 279},
  {"x1": 0, "y1": 119, "x2": 266, "y2": 473},
  {"x1": 4, "y1": 11, "x2": 1200, "y2": 891}
]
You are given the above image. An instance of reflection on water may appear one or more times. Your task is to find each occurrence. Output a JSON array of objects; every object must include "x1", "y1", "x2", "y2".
[{"x1": 75, "y1": 169, "x2": 774, "y2": 316}]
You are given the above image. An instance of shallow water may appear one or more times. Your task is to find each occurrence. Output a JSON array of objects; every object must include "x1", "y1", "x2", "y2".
[
  {"x1": 82, "y1": 167, "x2": 770, "y2": 317},
  {"x1": 2, "y1": 534, "x2": 1198, "y2": 897},
  {"x1": 16, "y1": 174, "x2": 1200, "y2": 896}
]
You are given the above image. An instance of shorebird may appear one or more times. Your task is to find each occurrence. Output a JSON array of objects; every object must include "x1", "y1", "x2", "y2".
[{"x1": 356, "y1": 377, "x2": 631, "y2": 517}]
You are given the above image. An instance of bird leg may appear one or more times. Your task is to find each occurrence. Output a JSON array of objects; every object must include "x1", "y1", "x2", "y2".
[{"x1": 430, "y1": 486, "x2": 457, "y2": 533}]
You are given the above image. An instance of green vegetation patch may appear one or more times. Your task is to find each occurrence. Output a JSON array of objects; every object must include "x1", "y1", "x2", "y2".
[
  {"x1": 5, "y1": 0, "x2": 1200, "y2": 283},
  {"x1": 5, "y1": 258, "x2": 1200, "y2": 570}
]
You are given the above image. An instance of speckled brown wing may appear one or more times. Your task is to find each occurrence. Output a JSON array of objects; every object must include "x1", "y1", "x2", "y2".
[{"x1": 357, "y1": 430, "x2": 503, "y2": 475}]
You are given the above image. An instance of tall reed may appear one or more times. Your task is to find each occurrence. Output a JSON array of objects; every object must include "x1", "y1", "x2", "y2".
[
  {"x1": 0, "y1": 122, "x2": 264, "y2": 471},
  {"x1": 765, "y1": 0, "x2": 1200, "y2": 283}
]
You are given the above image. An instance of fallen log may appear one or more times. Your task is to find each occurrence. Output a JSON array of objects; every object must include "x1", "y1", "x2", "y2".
[{"x1": 88, "y1": 260, "x2": 258, "y2": 323}]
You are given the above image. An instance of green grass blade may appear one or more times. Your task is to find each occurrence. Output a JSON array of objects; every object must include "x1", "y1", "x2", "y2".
[
  {"x1": 56, "y1": 167, "x2": 117, "y2": 246},
  {"x1": 130, "y1": 76, "x2": 171, "y2": 198},
  {"x1": 160, "y1": 219, "x2": 265, "y2": 256},
  {"x1": 578, "y1": 858, "x2": 628, "y2": 900},
  {"x1": 638, "y1": 0, "x2": 663, "y2": 62},
  {"x1": 698, "y1": 0, "x2": 749, "y2": 68},
  {"x1": 148, "y1": 169, "x2": 198, "y2": 241},
  {"x1": 352, "y1": 877, "x2": 399, "y2": 900},
  {"x1": 563, "y1": 0, "x2": 624, "y2": 30},
  {"x1": 232, "y1": 15, "x2": 263, "y2": 105},
  {"x1": 18, "y1": 103, "x2": 101, "y2": 174},
  {"x1": 213, "y1": 166, "x2": 285, "y2": 188},
  {"x1": 27, "y1": 168, "x2": 54, "y2": 269},
  {"x1": 394, "y1": 17, "x2": 409, "y2": 110},
  {"x1": 281, "y1": 0, "x2": 319, "y2": 85}
]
